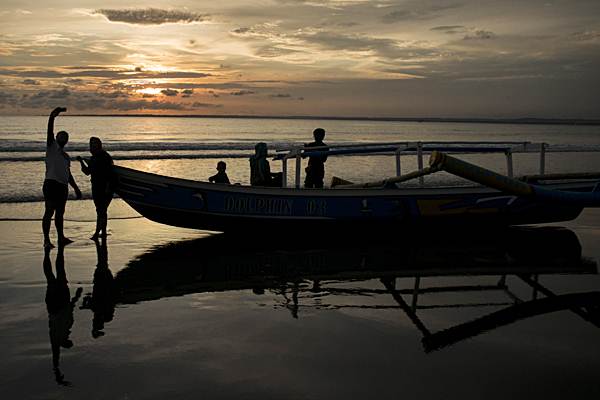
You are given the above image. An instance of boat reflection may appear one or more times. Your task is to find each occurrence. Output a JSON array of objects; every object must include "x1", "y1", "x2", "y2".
[{"x1": 116, "y1": 227, "x2": 599, "y2": 352}]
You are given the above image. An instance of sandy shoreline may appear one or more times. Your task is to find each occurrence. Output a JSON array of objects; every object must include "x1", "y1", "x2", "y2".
[{"x1": 1, "y1": 203, "x2": 599, "y2": 398}]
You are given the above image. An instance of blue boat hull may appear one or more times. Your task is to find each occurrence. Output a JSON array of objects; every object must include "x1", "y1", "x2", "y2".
[{"x1": 114, "y1": 166, "x2": 589, "y2": 233}]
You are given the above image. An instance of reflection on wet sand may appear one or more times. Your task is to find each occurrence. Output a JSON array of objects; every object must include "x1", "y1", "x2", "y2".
[
  {"x1": 114, "y1": 227, "x2": 600, "y2": 352},
  {"x1": 43, "y1": 245, "x2": 82, "y2": 386},
  {"x1": 81, "y1": 238, "x2": 116, "y2": 338}
]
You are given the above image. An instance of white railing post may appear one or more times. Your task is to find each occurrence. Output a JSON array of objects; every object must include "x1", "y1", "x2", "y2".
[
  {"x1": 417, "y1": 142, "x2": 424, "y2": 186},
  {"x1": 539, "y1": 142, "x2": 546, "y2": 175},
  {"x1": 505, "y1": 149, "x2": 514, "y2": 178},
  {"x1": 281, "y1": 158, "x2": 288, "y2": 188}
]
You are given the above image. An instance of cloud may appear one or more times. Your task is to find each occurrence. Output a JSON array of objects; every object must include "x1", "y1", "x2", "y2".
[
  {"x1": 381, "y1": 4, "x2": 462, "y2": 23},
  {"x1": 255, "y1": 45, "x2": 302, "y2": 58},
  {"x1": 269, "y1": 93, "x2": 292, "y2": 98},
  {"x1": 192, "y1": 102, "x2": 223, "y2": 108},
  {"x1": 97, "y1": 91, "x2": 128, "y2": 98},
  {"x1": 230, "y1": 90, "x2": 255, "y2": 96},
  {"x1": 22, "y1": 79, "x2": 40, "y2": 85},
  {"x1": 161, "y1": 88, "x2": 179, "y2": 96},
  {"x1": 94, "y1": 8, "x2": 209, "y2": 25},
  {"x1": 430, "y1": 25, "x2": 467, "y2": 34},
  {"x1": 295, "y1": 30, "x2": 439, "y2": 61},
  {"x1": 181, "y1": 89, "x2": 194, "y2": 97},
  {"x1": 463, "y1": 30, "x2": 496, "y2": 40},
  {"x1": 0, "y1": 68, "x2": 211, "y2": 80}
]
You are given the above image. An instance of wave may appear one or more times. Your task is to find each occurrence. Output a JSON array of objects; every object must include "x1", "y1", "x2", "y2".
[
  {"x1": 0, "y1": 192, "x2": 99, "y2": 204},
  {"x1": 0, "y1": 140, "x2": 291, "y2": 153},
  {"x1": 0, "y1": 152, "x2": 255, "y2": 162},
  {"x1": 1, "y1": 140, "x2": 599, "y2": 155}
]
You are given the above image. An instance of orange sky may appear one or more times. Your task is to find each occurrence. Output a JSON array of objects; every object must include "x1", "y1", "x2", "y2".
[{"x1": 1, "y1": 1, "x2": 599, "y2": 118}]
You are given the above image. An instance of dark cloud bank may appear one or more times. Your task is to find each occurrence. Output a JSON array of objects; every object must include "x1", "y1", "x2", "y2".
[{"x1": 94, "y1": 8, "x2": 209, "y2": 25}]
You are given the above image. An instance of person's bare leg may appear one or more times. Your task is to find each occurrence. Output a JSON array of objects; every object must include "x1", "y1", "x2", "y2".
[
  {"x1": 43, "y1": 206, "x2": 55, "y2": 248},
  {"x1": 55, "y1": 210, "x2": 73, "y2": 246},
  {"x1": 100, "y1": 209, "x2": 108, "y2": 238},
  {"x1": 90, "y1": 211, "x2": 100, "y2": 241}
]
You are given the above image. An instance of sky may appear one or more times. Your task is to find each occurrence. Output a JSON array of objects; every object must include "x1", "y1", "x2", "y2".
[{"x1": 1, "y1": 0, "x2": 599, "y2": 118}]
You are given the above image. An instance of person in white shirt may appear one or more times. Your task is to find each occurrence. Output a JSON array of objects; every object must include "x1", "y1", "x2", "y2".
[{"x1": 43, "y1": 107, "x2": 82, "y2": 248}]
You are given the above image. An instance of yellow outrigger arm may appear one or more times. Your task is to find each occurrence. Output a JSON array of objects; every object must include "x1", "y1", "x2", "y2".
[{"x1": 429, "y1": 151, "x2": 600, "y2": 207}]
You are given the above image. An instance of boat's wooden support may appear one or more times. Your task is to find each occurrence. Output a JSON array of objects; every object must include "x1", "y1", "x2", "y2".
[
  {"x1": 417, "y1": 142, "x2": 424, "y2": 186},
  {"x1": 519, "y1": 172, "x2": 600, "y2": 183},
  {"x1": 429, "y1": 151, "x2": 600, "y2": 206},
  {"x1": 282, "y1": 158, "x2": 288, "y2": 188},
  {"x1": 505, "y1": 149, "x2": 514, "y2": 178},
  {"x1": 334, "y1": 165, "x2": 440, "y2": 188},
  {"x1": 540, "y1": 142, "x2": 546, "y2": 175},
  {"x1": 295, "y1": 154, "x2": 301, "y2": 188}
]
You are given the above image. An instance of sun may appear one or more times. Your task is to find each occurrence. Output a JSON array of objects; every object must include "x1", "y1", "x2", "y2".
[{"x1": 135, "y1": 88, "x2": 164, "y2": 95}]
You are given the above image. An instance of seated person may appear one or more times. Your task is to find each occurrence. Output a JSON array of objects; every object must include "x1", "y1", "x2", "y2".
[
  {"x1": 249, "y1": 142, "x2": 281, "y2": 187},
  {"x1": 209, "y1": 161, "x2": 230, "y2": 184}
]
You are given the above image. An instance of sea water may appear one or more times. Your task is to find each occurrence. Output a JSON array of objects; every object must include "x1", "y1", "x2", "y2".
[{"x1": 1, "y1": 115, "x2": 599, "y2": 208}]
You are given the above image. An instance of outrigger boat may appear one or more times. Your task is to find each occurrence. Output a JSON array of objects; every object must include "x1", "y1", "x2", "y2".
[{"x1": 113, "y1": 141, "x2": 600, "y2": 232}]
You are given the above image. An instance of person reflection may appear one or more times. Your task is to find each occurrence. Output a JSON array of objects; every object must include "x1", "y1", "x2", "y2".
[
  {"x1": 81, "y1": 237, "x2": 115, "y2": 338},
  {"x1": 43, "y1": 245, "x2": 82, "y2": 386}
]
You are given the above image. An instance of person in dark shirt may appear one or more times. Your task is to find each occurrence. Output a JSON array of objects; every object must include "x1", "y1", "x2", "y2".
[
  {"x1": 249, "y1": 142, "x2": 282, "y2": 187},
  {"x1": 304, "y1": 128, "x2": 328, "y2": 188},
  {"x1": 77, "y1": 137, "x2": 114, "y2": 240},
  {"x1": 209, "y1": 161, "x2": 230, "y2": 184}
]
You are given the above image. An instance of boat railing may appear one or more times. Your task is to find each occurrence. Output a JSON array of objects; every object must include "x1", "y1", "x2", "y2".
[{"x1": 274, "y1": 141, "x2": 561, "y2": 188}]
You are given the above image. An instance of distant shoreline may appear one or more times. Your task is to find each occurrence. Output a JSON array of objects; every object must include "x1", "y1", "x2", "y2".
[{"x1": 12, "y1": 114, "x2": 600, "y2": 126}]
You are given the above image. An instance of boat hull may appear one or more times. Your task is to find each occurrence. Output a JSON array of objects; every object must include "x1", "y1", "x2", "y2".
[{"x1": 114, "y1": 166, "x2": 589, "y2": 233}]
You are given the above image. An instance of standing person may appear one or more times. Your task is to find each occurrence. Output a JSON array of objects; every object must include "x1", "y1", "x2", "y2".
[
  {"x1": 77, "y1": 137, "x2": 114, "y2": 240},
  {"x1": 304, "y1": 128, "x2": 328, "y2": 188},
  {"x1": 43, "y1": 107, "x2": 82, "y2": 249}
]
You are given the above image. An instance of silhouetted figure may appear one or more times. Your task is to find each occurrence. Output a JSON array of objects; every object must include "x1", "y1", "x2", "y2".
[
  {"x1": 77, "y1": 137, "x2": 114, "y2": 240},
  {"x1": 249, "y1": 142, "x2": 282, "y2": 187},
  {"x1": 81, "y1": 238, "x2": 115, "y2": 338},
  {"x1": 208, "y1": 161, "x2": 230, "y2": 184},
  {"x1": 304, "y1": 128, "x2": 328, "y2": 188},
  {"x1": 44, "y1": 245, "x2": 82, "y2": 386},
  {"x1": 42, "y1": 107, "x2": 82, "y2": 248}
]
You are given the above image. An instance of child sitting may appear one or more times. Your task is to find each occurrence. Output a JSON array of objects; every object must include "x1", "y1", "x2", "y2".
[{"x1": 209, "y1": 161, "x2": 230, "y2": 184}]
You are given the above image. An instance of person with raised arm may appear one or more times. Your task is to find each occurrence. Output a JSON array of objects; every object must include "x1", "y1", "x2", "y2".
[{"x1": 43, "y1": 107, "x2": 82, "y2": 248}]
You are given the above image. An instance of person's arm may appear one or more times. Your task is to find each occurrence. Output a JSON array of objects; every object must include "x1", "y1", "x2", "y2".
[
  {"x1": 77, "y1": 156, "x2": 91, "y2": 175},
  {"x1": 47, "y1": 107, "x2": 66, "y2": 147},
  {"x1": 68, "y1": 173, "x2": 82, "y2": 199}
]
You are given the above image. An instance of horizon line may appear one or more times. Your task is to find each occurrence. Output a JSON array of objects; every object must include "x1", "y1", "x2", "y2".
[{"x1": 3, "y1": 113, "x2": 600, "y2": 126}]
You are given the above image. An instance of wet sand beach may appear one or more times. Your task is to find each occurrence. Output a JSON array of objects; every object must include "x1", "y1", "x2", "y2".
[{"x1": 1, "y1": 199, "x2": 599, "y2": 399}]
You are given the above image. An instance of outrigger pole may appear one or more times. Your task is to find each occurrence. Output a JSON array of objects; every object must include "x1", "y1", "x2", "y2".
[{"x1": 429, "y1": 151, "x2": 600, "y2": 207}]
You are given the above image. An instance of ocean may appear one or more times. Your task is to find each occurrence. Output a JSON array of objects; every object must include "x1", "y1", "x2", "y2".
[
  {"x1": 1, "y1": 116, "x2": 600, "y2": 398},
  {"x1": 2, "y1": 115, "x2": 600, "y2": 205}
]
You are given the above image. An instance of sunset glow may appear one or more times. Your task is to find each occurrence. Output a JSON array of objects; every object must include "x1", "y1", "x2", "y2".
[{"x1": 1, "y1": 1, "x2": 599, "y2": 118}]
